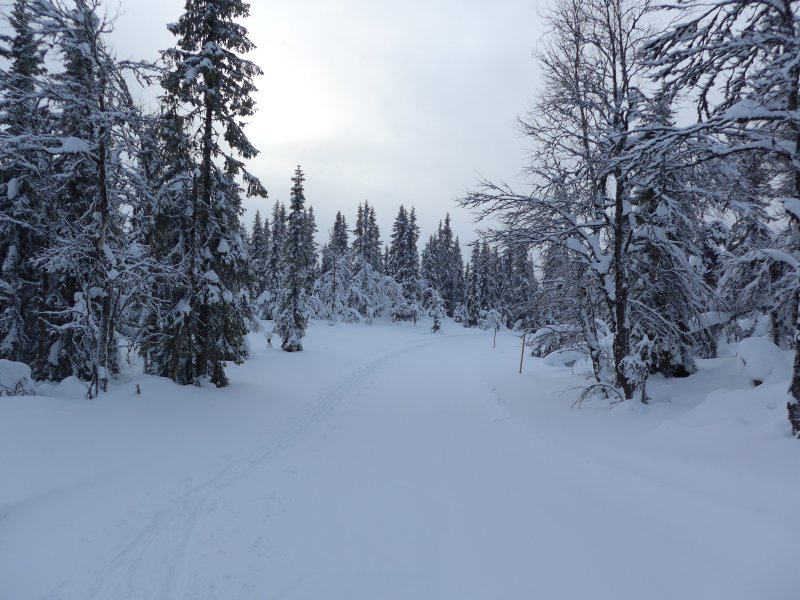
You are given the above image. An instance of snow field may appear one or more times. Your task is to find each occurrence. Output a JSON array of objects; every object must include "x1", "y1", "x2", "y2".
[{"x1": 1, "y1": 320, "x2": 798, "y2": 599}]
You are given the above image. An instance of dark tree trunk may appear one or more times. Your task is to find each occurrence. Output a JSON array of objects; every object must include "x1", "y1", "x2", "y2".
[
  {"x1": 612, "y1": 176, "x2": 633, "y2": 400},
  {"x1": 331, "y1": 259, "x2": 337, "y2": 318},
  {"x1": 35, "y1": 273, "x2": 49, "y2": 376},
  {"x1": 184, "y1": 176, "x2": 199, "y2": 384},
  {"x1": 195, "y1": 96, "x2": 214, "y2": 381},
  {"x1": 91, "y1": 81, "x2": 111, "y2": 398},
  {"x1": 786, "y1": 6, "x2": 800, "y2": 436},
  {"x1": 770, "y1": 311, "x2": 781, "y2": 347},
  {"x1": 788, "y1": 291, "x2": 800, "y2": 436}
]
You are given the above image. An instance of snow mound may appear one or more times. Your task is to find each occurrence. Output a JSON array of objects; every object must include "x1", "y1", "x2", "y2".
[
  {"x1": 735, "y1": 337, "x2": 790, "y2": 385},
  {"x1": 0, "y1": 359, "x2": 34, "y2": 396},
  {"x1": 39, "y1": 376, "x2": 89, "y2": 399},
  {"x1": 664, "y1": 379, "x2": 786, "y2": 435},
  {"x1": 542, "y1": 349, "x2": 585, "y2": 367},
  {"x1": 644, "y1": 376, "x2": 672, "y2": 404}
]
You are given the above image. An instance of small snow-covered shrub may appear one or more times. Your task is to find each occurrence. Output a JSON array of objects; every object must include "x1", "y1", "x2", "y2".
[
  {"x1": 736, "y1": 337, "x2": 790, "y2": 386},
  {"x1": 0, "y1": 360, "x2": 35, "y2": 396},
  {"x1": 479, "y1": 309, "x2": 502, "y2": 331},
  {"x1": 453, "y1": 302, "x2": 468, "y2": 324}
]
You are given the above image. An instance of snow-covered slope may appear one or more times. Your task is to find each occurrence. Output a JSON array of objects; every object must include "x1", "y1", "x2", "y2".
[{"x1": 1, "y1": 321, "x2": 797, "y2": 600}]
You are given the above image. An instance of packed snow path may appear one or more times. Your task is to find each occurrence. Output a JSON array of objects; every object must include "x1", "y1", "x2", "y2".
[{"x1": 1, "y1": 323, "x2": 797, "y2": 599}]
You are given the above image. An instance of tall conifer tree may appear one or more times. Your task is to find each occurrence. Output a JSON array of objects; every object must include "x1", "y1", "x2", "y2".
[
  {"x1": 276, "y1": 167, "x2": 314, "y2": 351},
  {"x1": 157, "y1": 0, "x2": 265, "y2": 386},
  {"x1": 0, "y1": 0, "x2": 49, "y2": 370}
]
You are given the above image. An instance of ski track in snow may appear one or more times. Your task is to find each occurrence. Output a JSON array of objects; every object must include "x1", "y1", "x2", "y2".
[
  {"x1": 2, "y1": 324, "x2": 797, "y2": 600},
  {"x1": 52, "y1": 332, "x2": 465, "y2": 600}
]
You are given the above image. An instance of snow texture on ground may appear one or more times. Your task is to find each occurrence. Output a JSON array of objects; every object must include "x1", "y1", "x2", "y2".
[{"x1": 1, "y1": 320, "x2": 798, "y2": 600}]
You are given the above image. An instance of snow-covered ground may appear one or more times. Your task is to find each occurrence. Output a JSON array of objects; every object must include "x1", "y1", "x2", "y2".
[{"x1": 1, "y1": 321, "x2": 798, "y2": 600}]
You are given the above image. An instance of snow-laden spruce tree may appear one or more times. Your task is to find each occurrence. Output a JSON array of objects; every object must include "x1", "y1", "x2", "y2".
[
  {"x1": 622, "y1": 92, "x2": 721, "y2": 378},
  {"x1": 133, "y1": 107, "x2": 197, "y2": 382},
  {"x1": 642, "y1": 0, "x2": 800, "y2": 431},
  {"x1": 421, "y1": 214, "x2": 465, "y2": 316},
  {"x1": 438, "y1": 215, "x2": 465, "y2": 313},
  {"x1": 464, "y1": 246, "x2": 480, "y2": 327},
  {"x1": 463, "y1": 242, "x2": 507, "y2": 327},
  {"x1": 480, "y1": 243, "x2": 502, "y2": 317},
  {"x1": 303, "y1": 205, "x2": 319, "y2": 289},
  {"x1": 525, "y1": 242, "x2": 588, "y2": 357},
  {"x1": 387, "y1": 205, "x2": 420, "y2": 320},
  {"x1": 348, "y1": 260, "x2": 400, "y2": 322},
  {"x1": 501, "y1": 246, "x2": 538, "y2": 330},
  {"x1": 249, "y1": 208, "x2": 271, "y2": 309},
  {"x1": 0, "y1": 0, "x2": 49, "y2": 371},
  {"x1": 450, "y1": 237, "x2": 466, "y2": 311},
  {"x1": 314, "y1": 251, "x2": 357, "y2": 323},
  {"x1": 315, "y1": 212, "x2": 358, "y2": 322},
  {"x1": 157, "y1": 0, "x2": 264, "y2": 386},
  {"x1": 346, "y1": 201, "x2": 415, "y2": 321},
  {"x1": 352, "y1": 201, "x2": 383, "y2": 272},
  {"x1": 421, "y1": 235, "x2": 443, "y2": 295},
  {"x1": 261, "y1": 200, "x2": 287, "y2": 319},
  {"x1": 422, "y1": 284, "x2": 446, "y2": 333},
  {"x1": 275, "y1": 167, "x2": 315, "y2": 351},
  {"x1": 321, "y1": 211, "x2": 348, "y2": 272},
  {"x1": 720, "y1": 159, "x2": 794, "y2": 348}
]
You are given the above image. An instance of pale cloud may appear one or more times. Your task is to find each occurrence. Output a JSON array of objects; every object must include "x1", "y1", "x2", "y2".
[{"x1": 111, "y1": 0, "x2": 546, "y2": 245}]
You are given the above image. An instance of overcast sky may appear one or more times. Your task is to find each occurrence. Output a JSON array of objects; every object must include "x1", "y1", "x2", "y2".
[{"x1": 111, "y1": 0, "x2": 546, "y2": 246}]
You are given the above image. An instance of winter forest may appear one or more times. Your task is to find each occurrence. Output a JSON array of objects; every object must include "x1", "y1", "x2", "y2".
[
  {"x1": 0, "y1": 0, "x2": 537, "y2": 389},
  {"x1": 1, "y1": 0, "x2": 799, "y2": 598}
]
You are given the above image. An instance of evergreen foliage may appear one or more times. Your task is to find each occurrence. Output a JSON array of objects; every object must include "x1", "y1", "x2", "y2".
[
  {"x1": 0, "y1": 0, "x2": 49, "y2": 372},
  {"x1": 275, "y1": 166, "x2": 315, "y2": 351},
  {"x1": 152, "y1": 0, "x2": 264, "y2": 386},
  {"x1": 249, "y1": 209, "x2": 271, "y2": 304},
  {"x1": 387, "y1": 206, "x2": 420, "y2": 320}
]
